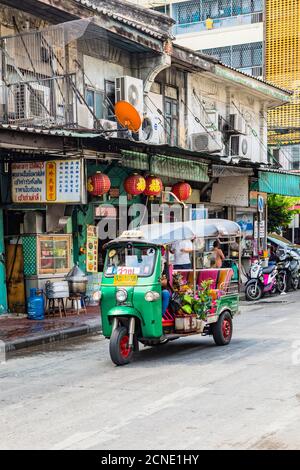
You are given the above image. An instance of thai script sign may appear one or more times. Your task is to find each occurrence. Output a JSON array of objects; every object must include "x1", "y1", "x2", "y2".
[{"x1": 11, "y1": 160, "x2": 83, "y2": 203}]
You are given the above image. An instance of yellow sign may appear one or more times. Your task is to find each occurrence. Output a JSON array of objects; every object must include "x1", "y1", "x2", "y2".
[
  {"x1": 46, "y1": 162, "x2": 56, "y2": 201},
  {"x1": 113, "y1": 274, "x2": 138, "y2": 286},
  {"x1": 86, "y1": 225, "x2": 98, "y2": 273}
]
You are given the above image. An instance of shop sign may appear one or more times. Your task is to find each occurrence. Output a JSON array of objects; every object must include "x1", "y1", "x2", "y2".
[
  {"x1": 94, "y1": 205, "x2": 117, "y2": 218},
  {"x1": 11, "y1": 160, "x2": 83, "y2": 203},
  {"x1": 211, "y1": 176, "x2": 249, "y2": 207},
  {"x1": 259, "y1": 220, "x2": 265, "y2": 238},
  {"x1": 86, "y1": 225, "x2": 98, "y2": 273},
  {"x1": 254, "y1": 220, "x2": 258, "y2": 239}
]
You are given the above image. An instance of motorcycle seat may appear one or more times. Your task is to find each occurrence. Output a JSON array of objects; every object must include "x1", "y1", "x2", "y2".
[{"x1": 262, "y1": 265, "x2": 275, "y2": 274}]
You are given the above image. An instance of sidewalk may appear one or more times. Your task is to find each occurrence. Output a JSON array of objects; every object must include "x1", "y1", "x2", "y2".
[{"x1": 0, "y1": 306, "x2": 101, "y2": 354}]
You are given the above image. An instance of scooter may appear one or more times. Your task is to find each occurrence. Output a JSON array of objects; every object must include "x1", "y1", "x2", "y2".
[
  {"x1": 245, "y1": 260, "x2": 278, "y2": 301},
  {"x1": 277, "y1": 248, "x2": 299, "y2": 292}
]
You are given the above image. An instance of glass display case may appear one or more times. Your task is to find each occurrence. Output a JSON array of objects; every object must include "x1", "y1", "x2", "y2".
[{"x1": 37, "y1": 235, "x2": 72, "y2": 275}]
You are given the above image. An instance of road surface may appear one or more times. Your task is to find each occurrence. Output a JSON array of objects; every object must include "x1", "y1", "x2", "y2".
[{"x1": 1, "y1": 292, "x2": 300, "y2": 450}]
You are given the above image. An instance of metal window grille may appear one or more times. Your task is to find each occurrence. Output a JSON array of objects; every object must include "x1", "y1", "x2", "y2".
[
  {"x1": 201, "y1": 42, "x2": 263, "y2": 75},
  {"x1": 0, "y1": 20, "x2": 93, "y2": 128},
  {"x1": 172, "y1": 0, "x2": 263, "y2": 24}
]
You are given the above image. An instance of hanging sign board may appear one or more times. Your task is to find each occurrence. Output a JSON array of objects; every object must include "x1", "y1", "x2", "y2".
[
  {"x1": 11, "y1": 160, "x2": 84, "y2": 203},
  {"x1": 86, "y1": 225, "x2": 98, "y2": 273}
]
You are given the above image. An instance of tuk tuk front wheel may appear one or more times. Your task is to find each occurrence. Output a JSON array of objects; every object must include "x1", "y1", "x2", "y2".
[
  {"x1": 212, "y1": 311, "x2": 233, "y2": 346},
  {"x1": 109, "y1": 326, "x2": 134, "y2": 366}
]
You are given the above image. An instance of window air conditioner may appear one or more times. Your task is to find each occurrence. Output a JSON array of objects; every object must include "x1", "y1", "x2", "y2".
[
  {"x1": 140, "y1": 113, "x2": 164, "y2": 144},
  {"x1": 229, "y1": 135, "x2": 252, "y2": 159},
  {"x1": 190, "y1": 131, "x2": 223, "y2": 153},
  {"x1": 115, "y1": 76, "x2": 144, "y2": 116}
]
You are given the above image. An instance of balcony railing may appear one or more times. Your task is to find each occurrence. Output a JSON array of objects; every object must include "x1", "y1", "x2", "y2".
[
  {"x1": 173, "y1": 11, "x2": 263, "y2": 35},
  {"x1": 238, "y1": 65, "x2": 263, "y2": 78},
  {"x1": 0, "y1": 75, "x2": 78, "y2": 128}
]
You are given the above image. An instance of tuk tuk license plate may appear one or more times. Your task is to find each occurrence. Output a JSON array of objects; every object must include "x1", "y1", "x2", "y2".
[{"x1": 114, "y1": 274, "x2": 138, "y2": 286}]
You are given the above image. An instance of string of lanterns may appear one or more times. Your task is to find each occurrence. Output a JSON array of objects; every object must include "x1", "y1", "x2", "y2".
[{"x1": 88, "y1": 172, "x2": 192, "y2": 202}]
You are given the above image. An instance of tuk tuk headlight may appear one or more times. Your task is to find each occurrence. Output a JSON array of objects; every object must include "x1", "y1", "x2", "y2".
[
  {"x1": 145, "y1": 291, "x2": 160, "y2": 302},
  {"x1": 93, "y1": 290, "x2": 101, "y2": 301},
  {"x1": 116, "y1": 289, "x2": 128, "y2": 303}
]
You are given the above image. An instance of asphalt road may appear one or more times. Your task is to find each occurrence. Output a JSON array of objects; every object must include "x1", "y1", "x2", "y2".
[{"x1": 1, "y1": 292, "x2": 300, "y2": 450}]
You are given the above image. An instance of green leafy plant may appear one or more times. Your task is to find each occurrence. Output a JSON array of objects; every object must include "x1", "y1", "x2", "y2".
[
  {"x1": 268, "y1": 195, "x2": 300, "y2": 234},
  {"x1": 180, "y1": 279, "x2": 213, "y2": 320}
]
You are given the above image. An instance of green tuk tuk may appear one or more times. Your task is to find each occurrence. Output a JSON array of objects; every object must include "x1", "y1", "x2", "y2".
[{"x1": 100, "y1": 219, "x2": 241, "y2": 365}]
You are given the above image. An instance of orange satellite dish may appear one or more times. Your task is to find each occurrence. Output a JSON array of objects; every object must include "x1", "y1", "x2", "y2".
[{"x1": 115, "y1": 100, "x2": 142, "y2": 132}]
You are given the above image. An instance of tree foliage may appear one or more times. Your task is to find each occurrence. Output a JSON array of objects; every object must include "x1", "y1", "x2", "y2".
[{"x1": 267, "y1": 195, "x2": 300, "y2": 233}]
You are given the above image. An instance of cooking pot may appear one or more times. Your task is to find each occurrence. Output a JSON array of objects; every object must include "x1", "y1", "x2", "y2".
[{"x1": 65, "y1": 264, "x2": 88, "y2": 295}]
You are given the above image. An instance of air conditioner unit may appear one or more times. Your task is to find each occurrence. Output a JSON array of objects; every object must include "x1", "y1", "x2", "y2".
[
  {"x1": 11, "y1": 83, "x2": 50, "y2": 122},
  {"x1": 230, "y1": 135, "x2": 252, "y2": 159},
  {"x1": 190, "y1": 131, "x2": 223, "y2": 153},
  {"x1": 98, "y1": 118, "x2": 118, "y2": 137},
  {"x1": 229, "y1": 113, "x2": 247, "y2": 134},
  {"x1": 115, "y1": 76, "x2": 144, "y2": 116},
  {"x1": 140, "y1": 114, "x2": 164, "y2": 144}
]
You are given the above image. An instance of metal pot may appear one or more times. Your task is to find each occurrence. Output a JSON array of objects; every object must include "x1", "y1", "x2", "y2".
[{"x1": 65, "y1": 264, "x2": 88, "y2": 295}]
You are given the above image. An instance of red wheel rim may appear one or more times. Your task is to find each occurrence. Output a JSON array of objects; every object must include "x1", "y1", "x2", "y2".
[
  {"x1": 120, "y1": 335, "x2": 131, "y2": 358},
  {"x1": 222, "y1": 318, "x2": 231, "y2": 340}
]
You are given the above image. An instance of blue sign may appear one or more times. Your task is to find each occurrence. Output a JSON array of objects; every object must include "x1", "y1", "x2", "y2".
[{"x1": 258, "y1": 195, "x2": 264, "y2": 213}]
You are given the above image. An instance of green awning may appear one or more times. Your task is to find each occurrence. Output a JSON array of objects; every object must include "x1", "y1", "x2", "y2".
[
  {"x1": 121, "y1": 151, "x2": 209, "y2": 183},
  {"x1": 258, "y1": 170, "x2": 300, "y2": 197}
]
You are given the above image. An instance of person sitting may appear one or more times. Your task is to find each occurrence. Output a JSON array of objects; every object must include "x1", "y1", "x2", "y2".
[{"x1": 161, "y1": 273, "x2": 172, "y2": 317}]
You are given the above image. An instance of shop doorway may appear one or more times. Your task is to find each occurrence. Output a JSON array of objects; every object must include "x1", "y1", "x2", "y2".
[{"x1": 4, "y1": 210, "x2": 26, "y2": 313}]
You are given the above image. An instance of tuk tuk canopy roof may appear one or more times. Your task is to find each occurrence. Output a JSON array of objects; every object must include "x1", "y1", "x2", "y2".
[{"x1": 109, "y1": 219, "x2": 241, "y2": 246}]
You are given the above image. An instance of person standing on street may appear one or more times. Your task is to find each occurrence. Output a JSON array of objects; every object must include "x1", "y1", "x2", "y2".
[
  {"x1": 211, "y1": 239, "x2": 225, "y2": 268},
  {"x1": 171, "y1": 239, "x2": 193, "y2": 270}
]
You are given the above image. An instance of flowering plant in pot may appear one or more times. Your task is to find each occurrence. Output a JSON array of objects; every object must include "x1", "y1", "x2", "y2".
[{"x1": 179, "y1": 279, "x2": 213, "y2": 320}]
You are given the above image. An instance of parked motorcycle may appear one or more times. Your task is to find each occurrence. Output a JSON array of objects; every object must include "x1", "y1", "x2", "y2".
[
  {"x1": 276, "y1": 248, "x2": 300, "y2": 292},
  {"x1": 245, "y1": 260, "x2": 278, "y2": 301}
]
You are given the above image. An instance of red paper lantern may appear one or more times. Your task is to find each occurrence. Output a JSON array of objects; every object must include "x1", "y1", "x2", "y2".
[
  {"x1": 144, "y1": 175, "x2": 163, "y2": 197},
  {"x1": 124, "y1": 174, "x2": 146, "y2": 196},
  {"x1": 171, "y1": 182, "x2": 192, "y2": 201},
  {"x1": 87, "y1": 172, "x2": 111, "y2": 196}
]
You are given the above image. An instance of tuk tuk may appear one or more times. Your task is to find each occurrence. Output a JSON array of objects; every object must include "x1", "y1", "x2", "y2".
[{"x1": 100, "y1": 219, "x2": 241, "y2": 365}]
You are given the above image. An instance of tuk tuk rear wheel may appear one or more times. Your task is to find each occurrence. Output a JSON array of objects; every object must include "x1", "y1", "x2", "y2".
[
  {"x1": 109, "y1": 326, "x2": 134, "y2": 366},
  {"x1": 212, "y1": 311, "x2": 233, "y2": 346}
]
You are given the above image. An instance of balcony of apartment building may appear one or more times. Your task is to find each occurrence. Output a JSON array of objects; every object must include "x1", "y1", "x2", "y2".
[
  {"x1": 170, "y1": 0, "x2": 263, "y2": 36},
  {"x1": 201, "y1": 42, "x2": 263, "y2": 77},
  {"x1": 0, "y1": 24, "x2": 83, "y2": 130}
]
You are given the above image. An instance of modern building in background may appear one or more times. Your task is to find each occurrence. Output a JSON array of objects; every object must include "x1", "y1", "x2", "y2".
[
  {"x1": 136, "y1": 0, "x2": 264, "y2": 78},
  {"x1": 134, "y1": 0, "x2": 300, "y2": 170},
  {"x1": 265, "y1": 0, "x2": 300, "y2": 170}
]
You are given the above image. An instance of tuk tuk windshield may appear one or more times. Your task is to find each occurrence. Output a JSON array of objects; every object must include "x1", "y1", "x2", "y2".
[{"x1": 104, "y1": 245, "x2": 157, "y2": 277}]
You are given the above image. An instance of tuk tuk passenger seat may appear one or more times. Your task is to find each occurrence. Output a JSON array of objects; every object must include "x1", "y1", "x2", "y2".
[
  {"x1": 217, "y1": 268, "x2": 234, "y2": 292},
  {"x1": 197, "y1": 269, "x2": 219, "y2": 289}
]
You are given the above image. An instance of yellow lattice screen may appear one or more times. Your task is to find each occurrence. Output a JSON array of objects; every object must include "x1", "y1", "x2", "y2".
[{"x1": 266, "y1": 0, "x2": 300, "y2": 145}]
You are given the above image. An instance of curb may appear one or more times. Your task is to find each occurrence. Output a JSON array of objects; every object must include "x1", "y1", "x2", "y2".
[{"x1": 4, "y1": 323, "x2": 101, "y2": 354}]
